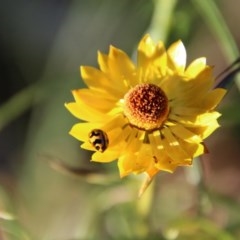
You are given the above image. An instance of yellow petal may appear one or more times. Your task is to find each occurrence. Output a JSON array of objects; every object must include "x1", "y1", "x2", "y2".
[
  {"x1": 149, "y1": 131, "x2": 179, "y2": 172},
  {"x1": 170, "y1": 106, "x2": 203, "y2": 117},
  {"x1": 118, "y1": 154, "x2": 135, "y2": 177},
  {"x1": 81, "y1": 141, "x2": 95, "y2": 151},
  {"x1": 80, "y1": 66, "x2": 124, "y2": 97},
  {"x1": 98, "y1": 46, "x2": 138, "y2": 91},
  {"x1": 186, "y1": 67, "x2": 214, "y2": 102},
  {"x1": 155, "y1": 159, "x2": 178, "y2": 172},
  {"x1": 186, "y1": 115, "x2": 220, "y2": 139},
  {"x1": 138, "y1": 34, "x2": 165, "y2": 61},
  {"x1": 169, "y1": 124, "x2": 202, "y2": 143},
  {"x1": 169, "y1": 111, "x2": 221, "y2": 127},
  {"x1": 97, "y1": 51, "x2": 109, "y2": 73},
  {"x1": 137, "y1": 34, "x2": 167, "y2": 81},
  {"x1": 118, "y1": 144, "x2": 154, "y2": 177},
  {"x1": 64, "y1": 102, "x2": 105, "y2": 122},
  {"x1": 185, "y1": 57, "x2": 207, "y2": 78},
  {"x1": 69, "y1": 122, "x2": 100, "y2": 142},
  {"x1": 74, "y1": 89, "x2": 116, "y2": 112},
  {"x1": 101, "y1": 115, "x2": 126, "y2": 133},
  {"x1": 168, "y1": 114, "x2": 198, "y2": 126},
  {"x1": 198, "y1": 119, "x2": 220, "y2": 139},
  {"x1": 91, "y1": 150, "x2": 120, "y2": 163},
  {"x1": 167, "y1": 40, "x2": 186, "y2": 73},
  {"x1": 196, "y1": 112, "x2": 221, "y2": 125},
  {"x1": 121, "y1": 125, "x2": 133, "y2": 142},
  {"x1": 202, "y1": 88, "x2": 227, "y2": 110},
  {"x1": 124, "y1": 128, "x2": 141, "y2": 153},
  {"x1": 161, "y1": 127, "x2": 191, "y2": 161},
  {"x1": 118, "y1": 151, "x2": 148, "y2": 177},
  {"x1": 177, "y1": 137, "x2": 205, "y2": 158},
  {"x1": 150, "y1": 130, "x2": 164, "y2": 150},
  {"x1": 148, "y1": 132, "x2": 175, "y2": 172},
  {"x1": 138, "y1": 34, "x2": 157, "y2": 58},
  {"x1": 169, "y1": 67, "x2": 214, "y2": 106},
  {"x1": 107, "y1": 46, "x2": 138, "y2": 87},
  {"x1": 107, "y1": 128, "x2": 126, "y2": 149}
]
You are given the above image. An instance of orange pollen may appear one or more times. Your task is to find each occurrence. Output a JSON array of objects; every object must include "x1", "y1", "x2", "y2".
[{"x1": 123, "y1": 83, "x2": 169, "y2": 130}]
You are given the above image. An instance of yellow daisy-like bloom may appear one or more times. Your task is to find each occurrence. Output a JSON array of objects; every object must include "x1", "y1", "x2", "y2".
[{"x1": 65, "y1": 34, "x2": 226, "y2": 193}]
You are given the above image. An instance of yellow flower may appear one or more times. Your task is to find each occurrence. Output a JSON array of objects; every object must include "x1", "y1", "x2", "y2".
[{"x1": 65, "y1": 34, "x2": 226, "y2": 194}]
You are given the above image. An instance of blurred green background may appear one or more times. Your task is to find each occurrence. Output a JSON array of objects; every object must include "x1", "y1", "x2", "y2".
[{"x1": 1, "y1": 0, "x2": 240, "y2": 239}]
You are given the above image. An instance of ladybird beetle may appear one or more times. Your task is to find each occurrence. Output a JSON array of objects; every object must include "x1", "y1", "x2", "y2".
[{"x1": 88, "y1": 129, "x2": 109, "y2": 153}]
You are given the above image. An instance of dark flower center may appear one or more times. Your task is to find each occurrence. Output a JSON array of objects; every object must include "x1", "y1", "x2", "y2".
[{"x1": 123, "y1": 83, "x2": 169, "y2": 130}]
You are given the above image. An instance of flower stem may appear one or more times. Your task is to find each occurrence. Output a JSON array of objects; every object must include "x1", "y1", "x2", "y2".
[
  {"x1": 0, "y1": 82, "x2": 47, "y2": 130},
  {"x1": 192, "y1": 0, "x2": 239, "y2": 61},
  {"x1": 147, "y1": 0, "x2": 177, "y2": 42}
]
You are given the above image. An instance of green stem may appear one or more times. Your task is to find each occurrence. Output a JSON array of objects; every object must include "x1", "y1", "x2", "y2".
[
  {"x1": 192, "y1": 0, "x2": 239, "y2": 61},
  {"x1": 185, "y1": 157, "x2": 208, "y2": 216},
  {"x1": 0, "y1": 83, "x2": 47, "y2": 130},
  {"x1": 192, "y1": 0, "x2": 240, "y2": 91},
  {"x1": 147, "y1": 0, "x2": 177, "y2": 42}
]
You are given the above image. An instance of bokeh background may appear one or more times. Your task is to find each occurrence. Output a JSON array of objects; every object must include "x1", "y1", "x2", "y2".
[{"x1": 1, "y1": 0, "x2": 240, "y2": 239}]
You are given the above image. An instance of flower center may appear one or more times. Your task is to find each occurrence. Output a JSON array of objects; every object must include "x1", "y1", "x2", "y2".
[{"x1": 123, "y1": 83, "x2": 169, "y2": 130}]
